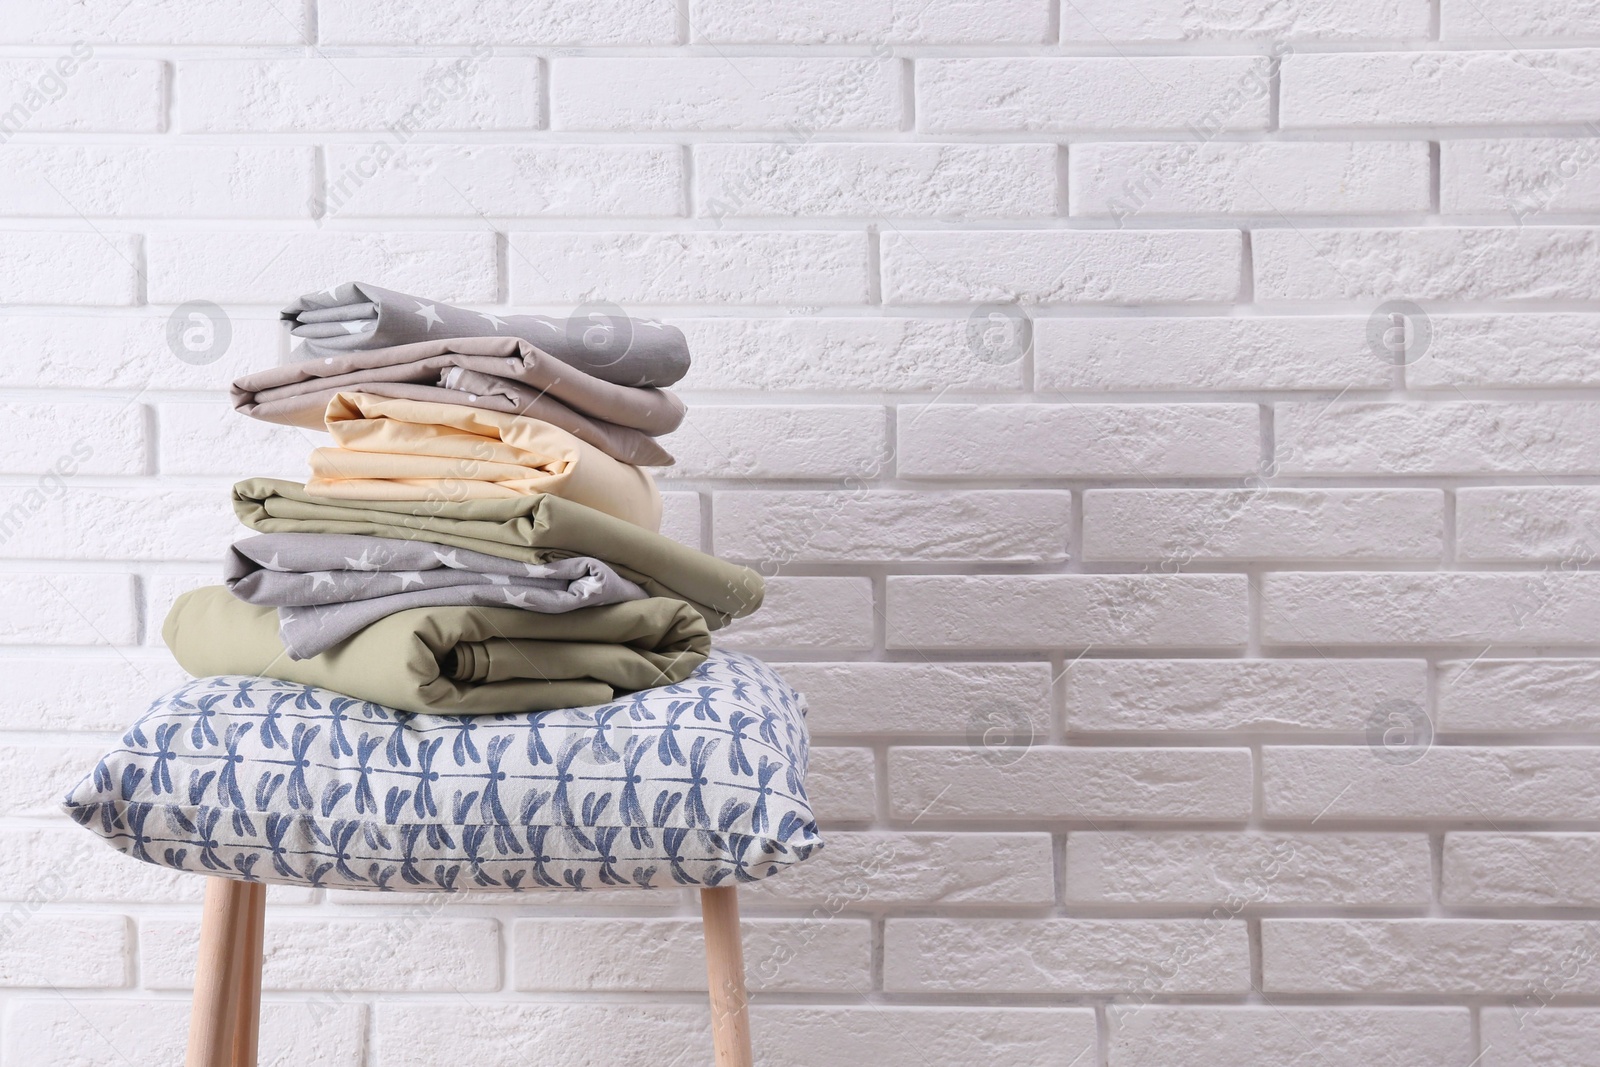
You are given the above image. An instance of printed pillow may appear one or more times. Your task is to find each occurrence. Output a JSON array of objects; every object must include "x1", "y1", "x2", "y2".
[{"x1": 63, "y1": 650, "x2": 822, "y2": 892}]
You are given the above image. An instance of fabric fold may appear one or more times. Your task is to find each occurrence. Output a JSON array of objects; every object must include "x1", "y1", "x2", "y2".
[
  {"x1": 233, "y1": 478, "x2": 765, "y2": 628},
  {"x1": 225, "y1": 532, "x2": 648, "y2": 659},
  {"x1": 306, "y1": 392, "x2": 663, "y2": 532},
  {"x1": 231, "y1": 335, "x2": 683, "y2": 467},
  {"x1": 164, "y1": 585, "x2": 711, "y2": 716},
  {"x1": 281, "y1": 281, "x2": 690, "y2": 387}
]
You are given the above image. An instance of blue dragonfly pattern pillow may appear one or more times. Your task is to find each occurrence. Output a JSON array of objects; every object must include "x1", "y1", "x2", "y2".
[{"x1": 64, "y1": 650, "x2": 822, "y2": 892}]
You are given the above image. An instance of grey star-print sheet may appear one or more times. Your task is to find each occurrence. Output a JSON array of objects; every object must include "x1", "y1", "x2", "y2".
[
  {"x1": 224, "y1": 532, "x2": 647, "y2": 659},
  {"x1": 281, "y1": 281, "x2": 690, "y2": 387}
]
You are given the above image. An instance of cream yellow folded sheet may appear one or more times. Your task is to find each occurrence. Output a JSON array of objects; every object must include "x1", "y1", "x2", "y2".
[{"x1": 306, "y1": 392, "x2": 662, "y2": 531}]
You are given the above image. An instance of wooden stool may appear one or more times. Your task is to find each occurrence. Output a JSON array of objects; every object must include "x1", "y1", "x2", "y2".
[{"x1": 184, "y1": 877, "x2": 753, "y2": 1067}]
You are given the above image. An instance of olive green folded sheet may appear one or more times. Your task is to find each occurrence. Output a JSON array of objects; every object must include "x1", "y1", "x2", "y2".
[
  {"x1": 233, "y1": 478, "x2": 764, "y2": 629},
  {"x1": 164, "y1": 586, "x2": 712, "y2": 715}
]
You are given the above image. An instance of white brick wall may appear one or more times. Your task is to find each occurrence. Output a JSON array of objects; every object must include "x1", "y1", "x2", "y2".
[{"x1": 2, "y1": 4, "x2": 1598, "y2": 1064}]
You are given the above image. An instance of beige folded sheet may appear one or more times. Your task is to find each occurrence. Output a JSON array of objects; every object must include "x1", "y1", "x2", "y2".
[{"x1": 306, "y1": 392, "x2": 662, "y2": 531}]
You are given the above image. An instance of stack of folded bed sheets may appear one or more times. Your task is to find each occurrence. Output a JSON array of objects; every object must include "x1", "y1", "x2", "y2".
[{"x1": 163, "y1": 282, "x2": 764, "y2": 716}]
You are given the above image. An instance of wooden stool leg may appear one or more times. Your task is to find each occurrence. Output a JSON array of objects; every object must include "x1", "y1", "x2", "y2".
[
  {"x1": 186, "y1": 877, "x2": 249, "y2": 1067},
  {"x1": 700, "y1": 886, "x2": 753, "y2": 1067},
  {"x1": 231, "y1": 881, "x2": 267, "y2": 1067}
]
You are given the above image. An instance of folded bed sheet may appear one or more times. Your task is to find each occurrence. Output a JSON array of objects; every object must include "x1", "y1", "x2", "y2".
[
  {"x1": 233, "y1": 478, "x2": 764, "y2": 629},
  {"x1": 165, "y1": 586, "x2": 710, "y2": 716},
  {"x1": 232, "y1": 335, "x2": 683, "y2": 467},
  {"x1": 306, "y1": 392, "x2": 663, "y2": 531},
  {"x1": 226, "y1": 532, "x2": 648, "y2": 659},
  {"x1": 282, "y1": 281, "x2": 690, "y2": 388}
]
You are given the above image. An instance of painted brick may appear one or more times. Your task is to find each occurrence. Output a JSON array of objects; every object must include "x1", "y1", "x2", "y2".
[
  {"x1": 898, "y1": 404, "x2": 1260, "y2": 479},
  {"x1": 742, "y1": 831, "x2": 1056, "y2": 907},
  {"x1": 889, "y1": 747, "x2": 1254, "y2": 821},
  {"x1": 552, "y1": 58, "x2": 900, "y2": 131},
  {"x1": 508, "y1": 231, "x2": 869, "y2": 305},
  {"x1": 1108, "y1": 1007, "x2": 1472, "y2": 1067},
  {"x1": 886, "y1": 574, "x2": 1251, "y2": 650},
  {"x1": 512, "y1": 917, "x2": 870, "y2": 992},
  {"x1": 692, "y1": 0, "x2": 1052, "y2": 43},
  {"x1": 141, "y1": 917, "x2": 501, "y2": 991},
  {"x1": 0, "y1": 313, "x2": 282, "y2": 391},
  {"x1": 1282, "y1": 50, "x2": 1600, "y2": 127},
  {"x1": 178, "y1": 58, "x2": 543, "y2": 132},
  {"x1": 1062, "y1": 658, "x2": 1426, "y2": 733},
  {"x1": 374, "y1": 1004, "x2": 709, "y2": 1066},
  {"x1": 4, "y1": 1000, "x2": 365, "y2": 1066},
  {"x1": 806, "y1": 746, "x2": 877, "y2": 824},
  {"x1": 1254, "y1": 226, "x2": 1600, "y2": 302},
  {"x1": 1479, "y1": 1009, "x2": 1600, "y2": 1067},
  {"x1": 0, "y1": 652, "x2": 186, "y2": 731},
  {"x1": 1443, "y1": 0, "x2": 1600, "y2": 40},
  {"x1": 715, "y1": 490, "x2": 1070, "y2": 563},
  {"x1": 1261, "y1": 572, "x2": 1600, "y2": 646},
  {"x1": 1264, "y1": 919, "x2": 1600, "y2": 993},
  {"x1": 719, "y1": 577, "x2": 875, "y2": 652},
  {"x1": 1263, "y1": 747, "x2": 1600, "y2": 820},
  {"x1": 0, "y1": 741, "x2": 121, "y2": 816},
  {"x1": 0, "y1": 57, "x2": 163, "y2": 132},
  {"x1": 885, "y1": 917, "x2": 1251, "y2": 994},
  {"x1": 0, "y1": 914, "x2": 126, "y2": 987},
  {"x1": 0, "y1": 400, "x2": 143, "y2": 475},
  {"x1": 918, "y1": 58, "x2": 1272, "y2": 133},
  {"x1": 0, "y1": 827, "x2": 199, "y2": 903},
  {"x1": 697, "y1": 143, "x2": 1056, "y2": 218},
  {"x1": 323, "y1": 144, "x2": 684, "y2": 218},
  {"x1": 157, "y1": 401, "x2": 317, "y2": 479},
  {"x1": 141, "y1": 573, "x2": 214, "y2": 647},
  {"x1": 1081, "y1": 488, "x2": 1444, "y2": 562},
  {"x1": 657, "y1": 490, "x2": 702, "y2": 549},
  {"x1": 1067, "y1": 832, "x2": 1432, "y2": 905},
  {"x1": 1456, "y1": 487, "x2": 1600, "y2": 563},
  {"x1": 663, "y1": 405, "x2": 885, "y2": 479},
  {"x1": 1444, "y1": 833, "x2": 1600, "y2": 906},
  {"x1": 1072, "y1": 141, "x2": 1430, "y2": 218},
  {"x1": 0, "y1": 3, "x2": 310, "y2": 44},
  {"x1": 319, "y1": 0, "x2": 676, "y2": 44},
  {"x1": 146, "y1": 230, "x2": 498, "y2": 305},
  {"x1": 757, "y1": 1007, "x2": 1099, "y2": 1067},
  {"x1": 778, "y1": 661, "x2": 1052, "y2": 737},
  {"x1": 0, "y1": 574, "x2": 137, "y2": 646},
  {"x1": 1408, "y1": 313, "x2": 1600, "y2": 388},
  {"x1": 0, "y1": 145, "x2": 313, "y2": 218},
  {"x1": 1035, "y1": 316, "x2": 1388, "y2": 392},
  {"x1": 678, "y1": 316, "x2": 1023, "y2": 391},
  {"x1": 0, "y1": 232, "x2": 139, "y2": 305},
  {"x1": 1276, "y1": 401, "x2": 1600, "y2": 476},
  {"x1": 1062, "y1": 1, "x2": 1431, "y2": 40},
  {"x1": 1442, "y1": 139, "x2": 1600, "y2": 217},
  {"x1": 0, "y1": 486, "x2": 231, "y2": 561},
  {"x1": 880, "y1": 229, "x2": 1242, "y2": 304},
  {"x1": 1438, "y1": 658, "x2": 1600, "y2": 732}
]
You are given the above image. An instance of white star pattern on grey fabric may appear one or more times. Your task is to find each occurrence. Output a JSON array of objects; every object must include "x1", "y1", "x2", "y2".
[
  {"x1": 261, "y1": 553, "x2": 283, "y2": 571},
  {"x1": 478, "y1": 311, "x2": 507, "y2": 330},
  {"x1": 341, "y1": 320, "x2": 369, "y2": 334},
  {"x1": 501, "y1": 590, "x2": 537, "y2": 608},
  {"x1": 486, "y1": 573, "x2": 511, "y2": 585},
  {"x1": 393, "y1": 571, "x2": 425, "y2": 589},
  {"x1": 642, "y1": 320, "x2": 664, "y2": 329},
  {"x1": 308, "y1": 571, "x2": 336, "y2": 591},
  {"x1": 523, "y1": 561, "x2": 551, "y2": 577},
  {"x1": 414, "y1": 302, "x2": 444, "y2": 329},
  {"x1": 343, "y1": 549, "x2": 385, "y2": 571},
  {"x1": 320, "y1": 284, "x2": 343, "y2": 299},
  {"x1": 432, "y1": 549, "x2": 463, "y2": 568}
]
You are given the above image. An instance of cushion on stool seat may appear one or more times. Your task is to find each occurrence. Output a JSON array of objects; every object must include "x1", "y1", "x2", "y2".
[{"x1": 63, "y1": 650, "x2": 822, "y2": 892}]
